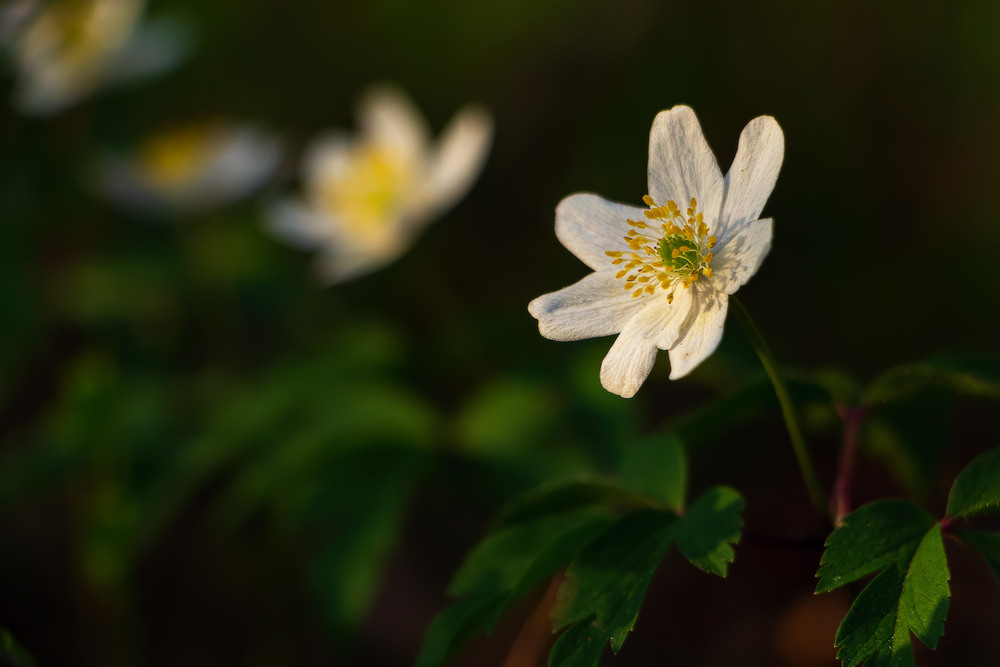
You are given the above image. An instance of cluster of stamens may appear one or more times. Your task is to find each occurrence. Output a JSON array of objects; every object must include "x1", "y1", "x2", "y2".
[{"x1": 604, "y1": 195, "x2": 717, "y2": 303}]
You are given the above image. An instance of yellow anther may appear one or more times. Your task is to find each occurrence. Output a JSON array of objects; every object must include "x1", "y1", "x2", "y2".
[
  {"x1": 684, "y1": 228, "x2": 693, "y2": 240},
  {"x1": 696, "y1": 212, "x2": 704, "y2": 222},
  {"x1": 697, "y1": 222, "x2": 708, "y2": 237},
  {"x1": 605, "y1": 250, "x2": 622, "y2": 257},
  {"x1": 667, "y1": 200, "x2": 679, "y2": 213},
  {"x1": 671, "y1": 248, "x2": 680, "y2": 259},
  {"x1": 678, "y1": 245, "x2": 691, "y2": 253},
  {"x1": 690, "y1": 197, "x2": 697, "y2": 209},
  {"x1": 645, "y1": 285, "x2": 655, "y2": 294},
  {"x1": 642, "y1": 194, "x2": 656, "y2": 206},
  {"x1": 611, "y1": 258, "x2": 624, "y2": 265},
  {"x1": 666, "y1": 292, "x2": 674, "y2": 304},
  {"x1": 632, "y1": 288, "x2": 644, "y2": 298},
  {"x1": 702, "y1": 267, "x2": 713, "y2": 278},
  {"x1": 616, "y1": 270, "x2": 628, "y2": 279},
  {"x1": 703, "y1": 252, "x2": 713, "y2": 263},
  {"x1": 707, "y1": 236, "x2": 717, "y2": 248}
]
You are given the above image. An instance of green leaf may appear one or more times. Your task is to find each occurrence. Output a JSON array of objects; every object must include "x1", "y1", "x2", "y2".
[
  {"x1": 945, "y1": 448, "x2": 1000, "y2": 519},
  {"x1": 816, "y1": 500, "x2": 933, "y2": 594},
  {"x1": 417, "y1": 508, "x2": 615, "y2": 667},
  {"x1": 417, "y1": 594, "x2": 508, "y2": 667},
  {"x1": 0, "y1": 629, "x2": 37, "y2": 667},
  {"x1": 959, "y1": 530, "x2": 1000, "y2": 582},
  {"x1": 834, "y1": 524, "x2": 950, "y2": 667},
  {"x1": 491, "y1": 476, "x2": 660, "y2": 529},
  {"x1": 548, "y1": 617, "x2": 606, "y2": 667},
  {"x1": 863, "y1": 351, "x2": 1000, "y2": 406},
  {"x1": 619, "y1": 433, "x2": 687, "y2": 512},
  {"x1": 672, "y1": 486, "x2": 744, "y2": 577},
  {"x1": 551, "y1": 509, "x2": 676, "y2": 664}
]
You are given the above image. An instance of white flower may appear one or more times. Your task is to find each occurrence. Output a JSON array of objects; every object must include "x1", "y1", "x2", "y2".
[
  {"x1": 528, "y1": 106, "x2": 784, "y2": 398},
  {"x1": 95, "y1": 120, "x2": 282, "y2": 215},
  {"x1": 265, "y1": 85, "x2": 493, "y2": 284},
  {"x1": 5, "y1": 0, "x2": 189, "y2": 115}
]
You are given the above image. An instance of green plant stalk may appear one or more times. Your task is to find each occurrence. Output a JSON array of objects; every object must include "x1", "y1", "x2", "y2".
[{"x1": 731, "y1": 296, "x2": 826, "y2": 514}]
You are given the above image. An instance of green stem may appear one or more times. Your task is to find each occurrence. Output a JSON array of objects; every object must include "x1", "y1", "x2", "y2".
[{"x1": 731, "y1": 296, "x2": 826, "y2": 515}]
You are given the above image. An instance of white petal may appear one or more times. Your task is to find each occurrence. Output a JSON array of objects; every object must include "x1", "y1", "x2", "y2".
[
  {"x1": 528, "y1": 271, "x2": 642, "y2": 342},
  {"x1": 654, "y1": 284, "x2": 695, "y2": 349},
  {"x1": 554, "y1": 193, "x2": 646, "y2": 272},
  {"x1": 599, "y1": 304, "x2": 676, "y2": 398},
  {"x1": 302, "y1": 131, "x2": 352, "y2": 187},
  {"x1": 647, "y1": 105, "x2": 724, "y2": 221},
  {"x1": 105, "y1": 17, "x2": 191, "y2": 84},
  {"x1": 709, "y1": 218, "x2": 773, "y2": 295},
  {"x1": 417, "y1": 104, "x2": 493, "y2": 220},
  {"x1": 667, "y1": 290, "x2": 729, "y2": 379},
  {"x1": 264, "y1": 199, "x2": 334, "y2": 250},
  {"x1": 196, "y1": 127, "x2": 282, "y2": 206},
  {"x1": 357, "y1": 85, "x2": 430, "y2": 161},
  {"x1": 719, "y1": 115, "x2": 783, "y2": 245}
]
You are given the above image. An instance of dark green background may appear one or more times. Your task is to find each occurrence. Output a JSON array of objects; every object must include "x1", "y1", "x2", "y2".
[{"x1": 2, "y1": 0, "x2": 999, "y2": 665}]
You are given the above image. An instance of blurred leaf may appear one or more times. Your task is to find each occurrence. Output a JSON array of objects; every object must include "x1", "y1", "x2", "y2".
[
  {"x1": 816, "y1": 500, "x2": 933, "y2": 594},
  {"x1": 417, "y1": 594, "x2": 508, "y2": 667},
  {"x1": 547, "y1": 617, "x2": 607, "y2": 667},
  {"x1": 417, "y1": 508, "x2": 615, "y2": 667},
  {"x1": 454, "y1": 375, "x2": 558, "y2": 456},
  {"x1": 551, "y1": 509, "x2": 676, "y2": 664},
  {"x1": 672, "y1": 486, "x2": 744, "y2": 577},
  {"x1": 945, "y1": 447, "x2": 1000, "y2": 520},
  {"x1": 959, "y1": 530, "x2": 1000, "y2": 582},
  {"x1": 0, "y1": 629, "x2": 37, "y2": 667},
  {"x1": 619, "y1": 433, "x2": 686, "y2": 512},
  {"x1": 863, "y1": 351, "x2": 1000, "y2": 406},
  {"x1": 491, "y1": 476, "x2": 661, "y2": 530},
  {"x1": 833, "y1": 524, "x2": 950, "y2": 667}
]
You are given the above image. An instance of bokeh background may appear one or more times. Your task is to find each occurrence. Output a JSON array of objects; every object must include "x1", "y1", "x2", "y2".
[{"x1": 2, "y1": 0, "x2": 1000, "y2": 665}]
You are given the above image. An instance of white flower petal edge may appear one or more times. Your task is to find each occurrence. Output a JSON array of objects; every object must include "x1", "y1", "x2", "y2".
[
  {"x1": 554, "y1": 194, "x2": 646, "y2": 272},
  {"x1": 709, "y1": 218, "x2": 773, "y2": 295},
  {"x1": 719, "y1": 115, "x2": 784, "y2": 246},
  {"x1": 647, "y1": 106, "x2": 724, "y2": 223},
  {"x1": 358, "y1": 85, "x2": 430, "y2": 162},
  {"x1": 667, "y1": 289, "x2": 728, "y2": 380},
  {"x1": 528, "y1": 272, "x2": 644, "y2": 341},
  {"x1": 417, "y1": 105, "x2": 493, "y2": 223}
]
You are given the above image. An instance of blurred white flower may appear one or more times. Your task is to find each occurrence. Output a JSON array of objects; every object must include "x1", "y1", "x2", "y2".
[
  {"x1": 4, "y1": 0, "x2": 189, "y2": 115},
  {"x1": 95, "y1": 120, "x2": 282, "y2": 214},
  {"x1": 266, "y1": 86, "x2": 493, "y2": 284},
  {"x1": 528, "y1": 106, "x2": 784, "y2": 397}
]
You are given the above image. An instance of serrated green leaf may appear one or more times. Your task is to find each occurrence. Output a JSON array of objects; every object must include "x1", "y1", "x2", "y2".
[
  {"x1": 959, "y1": 530, "x2": 1000, "y2": 582},
  {"x1": 945, "y1": 448, "x2": 1000, "y2": 519},
  {"x1": 816, "y1": 500, "x2": 933, "y2": 593},
  {"x1": 672, "y1": 486, "x2": 744, "y2": 576},
  {"x1": 619, "y1": 433, "x2": 687, "y2": 511},
  {"x1": 491, "y1": 476, "x2": 660, "y2": 529},
  {"x1": 417, "y1": 509, "x2": 615, "y2": 667},
  {"x1": 863, "y1": 351, "x2": 1000, "y2": 406},
  {"x1": 548, "y1": 617, "x2": 606, "y2": 667},
  {"x1": 551, "y1": 509, "x2": 676, "y2": 664},
  {"x1": 834, "y1": 524, "x2": 950, "y2": 667}
]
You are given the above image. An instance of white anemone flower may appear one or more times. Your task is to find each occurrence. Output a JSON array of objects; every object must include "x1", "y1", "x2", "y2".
[
  {"x1": 5, "y1": 0, "x2": 189, "y2": 115},
  {"x1": 95, "y1": 120, "x2": 283, "y2": 215},
  {"x1": 528, "y1": 106, "x2": 784, "y2": 398},
  {"x1": 265, "y1": 86, "x2": 493, "y2": 284}
]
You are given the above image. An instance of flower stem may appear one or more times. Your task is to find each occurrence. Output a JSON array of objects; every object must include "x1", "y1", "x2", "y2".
[
  {"x1": 831, "y1": 405, "x2": 867, "y2": 525},
  {"x1": 731, "y1": 296, "x2": 826, "y2": 515}
]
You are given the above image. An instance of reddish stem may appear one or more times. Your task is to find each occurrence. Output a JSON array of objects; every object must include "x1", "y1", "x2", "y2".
[{"x1": 831, "y1": 405, "x2": 868, "y2": 525}]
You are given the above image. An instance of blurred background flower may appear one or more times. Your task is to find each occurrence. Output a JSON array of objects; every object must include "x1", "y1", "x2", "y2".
[
  {"x1": 95, "y1": 119, "x2": 282, "y2": 215},
  {"x1": 1, "y1": 1, "x2": 999, "y2": 666},
  {"x1": 3, "y1": 0, "x2": 189, "y2": 115},
  {"x1": 266, "y1": 85, "x2": 492, "y2": 283}
]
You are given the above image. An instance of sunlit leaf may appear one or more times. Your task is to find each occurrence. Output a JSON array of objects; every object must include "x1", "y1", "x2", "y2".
[
  {"x1": 551, "y1": 509, "x2": 676, "y2": 664},
  {"x1": 833, "y1": 524, "x2": 950, "y2": 667},
  {"x1": 816, "y1": 500, "x2": 934, "y2": 594},
  {"x1": 945, "y1": 447, "x2": 1000, "y2": 519},
  {"x1": 672, "y1": 486, "x2": 744, "y2": 577}
]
